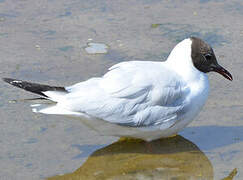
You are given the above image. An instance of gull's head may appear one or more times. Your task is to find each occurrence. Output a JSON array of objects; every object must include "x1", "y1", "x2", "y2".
[
  {"x1": 190, "y1": 37, "x2": 232, "y2": 81},
  {"x1": 167, "y1": 37, "x2": 233, "y2": 81}
]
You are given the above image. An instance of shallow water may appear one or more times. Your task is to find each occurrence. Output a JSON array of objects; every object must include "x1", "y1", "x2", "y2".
[{"x1": 0, "y1": 0, "x2": 243, "y2": 179}]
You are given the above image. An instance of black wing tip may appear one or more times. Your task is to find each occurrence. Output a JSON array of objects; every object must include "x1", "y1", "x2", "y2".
[
  {"x1": 2, "y1": 78, "x2": 24, "y2": 88},
  {"x1": 2, "y1": 77, "x2": 24, "y2": 86},
  {"x1": 3, "y1": 77, "x2": 67, "y2": 97},
  {"x1": 3, "y1": 77, "x2": 17, "y2": 83}
]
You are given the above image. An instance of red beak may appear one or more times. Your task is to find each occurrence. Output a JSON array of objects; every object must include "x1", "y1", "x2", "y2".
[{"x1": 212, "y1": 64, "x2": 233, "y2": 81}]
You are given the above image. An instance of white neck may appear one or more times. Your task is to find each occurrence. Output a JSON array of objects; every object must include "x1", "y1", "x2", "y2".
[{"x1": 165, "y1": 38, "x2": 205, "y2": 82}]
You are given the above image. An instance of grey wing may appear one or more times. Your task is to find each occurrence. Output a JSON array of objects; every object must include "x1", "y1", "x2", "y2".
[{"x1": 65, "y1": 61, "x2": 187, "y2": 128}]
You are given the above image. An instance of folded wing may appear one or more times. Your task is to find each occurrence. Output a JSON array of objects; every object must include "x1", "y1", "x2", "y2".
[{"x1": 64, "y1": 61, "x2": 188, "y2": 128}]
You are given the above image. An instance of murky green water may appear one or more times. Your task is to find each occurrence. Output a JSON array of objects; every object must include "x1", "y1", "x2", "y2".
[{"x1": 0, "y1": 0, "x2": 242, "y2": 179}]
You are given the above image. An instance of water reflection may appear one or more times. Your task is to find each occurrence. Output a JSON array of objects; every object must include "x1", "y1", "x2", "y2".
[
  {"x1": 48, "y1": 135, "x2": 214, "y2": 180},
  {"x1": 222, "y1": 168, "x2": 237, "y2": 180}
]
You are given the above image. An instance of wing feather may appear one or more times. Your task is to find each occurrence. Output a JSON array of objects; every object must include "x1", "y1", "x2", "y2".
[{"x1": 64, "y1": 61, "x2": 187, "y2": 128}]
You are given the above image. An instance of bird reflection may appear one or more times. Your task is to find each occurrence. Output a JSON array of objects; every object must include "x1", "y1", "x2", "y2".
[{"x1": 48, "y1": 135, "x2": 214, "y2": 180}]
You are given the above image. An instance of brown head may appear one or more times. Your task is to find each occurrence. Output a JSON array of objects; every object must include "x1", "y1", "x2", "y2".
[{"x1": 190, "y1": 37, "x2": 233, "y2": 81}]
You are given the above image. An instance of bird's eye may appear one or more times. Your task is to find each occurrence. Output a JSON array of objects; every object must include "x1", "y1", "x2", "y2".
[{"x1": 204, "y1": 54, "x2": 212, "y2": 61}]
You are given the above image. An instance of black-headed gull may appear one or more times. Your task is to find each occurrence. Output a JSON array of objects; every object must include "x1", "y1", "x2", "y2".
[{"x1": 3, "y1": 37, "x2": 232, "y2": 141}]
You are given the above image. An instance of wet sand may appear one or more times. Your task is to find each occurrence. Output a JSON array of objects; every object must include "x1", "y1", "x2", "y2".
[{"x1": 0, "y1": 0, "x2": 242, "y2": 179}]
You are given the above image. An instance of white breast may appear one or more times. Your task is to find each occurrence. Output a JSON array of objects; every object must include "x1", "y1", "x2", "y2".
[{"x1": 172, "y1": 72, "x2": 209, "y2": 132}]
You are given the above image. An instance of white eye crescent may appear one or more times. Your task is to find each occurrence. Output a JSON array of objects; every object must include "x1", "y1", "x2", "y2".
[{"x1": 204, "y1": 54, "x2": 212, "y2": 61}]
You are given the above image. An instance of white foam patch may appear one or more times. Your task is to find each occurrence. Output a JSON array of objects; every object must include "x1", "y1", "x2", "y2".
[{"x1": 84, "y1": 42, "x2": 108, "y2": 54}]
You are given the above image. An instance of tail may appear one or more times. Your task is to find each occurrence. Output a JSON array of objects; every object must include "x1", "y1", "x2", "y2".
[
  {"x1": 3, "y1": 78, "x2": 75, "y2": 115},
  {"x1": 3, "y1": 78, "x2": 68, "y2": 98}
]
